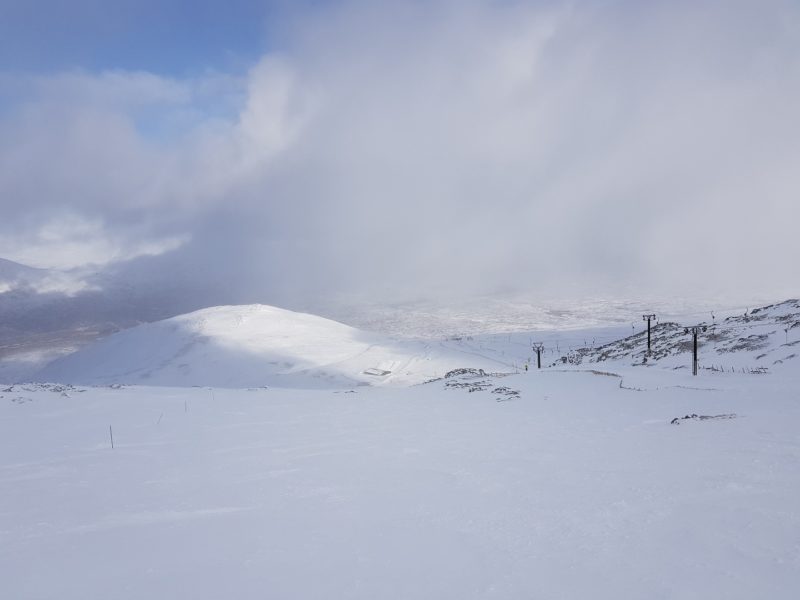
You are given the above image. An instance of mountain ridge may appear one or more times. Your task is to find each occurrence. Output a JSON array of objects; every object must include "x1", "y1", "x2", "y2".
[{"x1": 33, "y1": 303, "x2": 507, "y2": 388}]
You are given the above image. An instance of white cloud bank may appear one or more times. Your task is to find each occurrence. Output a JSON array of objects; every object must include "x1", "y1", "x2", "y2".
[{"x1": 1, "y1": 0, "x2": 799, "y2": 306}]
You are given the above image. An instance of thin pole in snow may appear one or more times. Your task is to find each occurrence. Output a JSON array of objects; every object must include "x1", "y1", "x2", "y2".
[{"x1": 109, "y1": 425, "x2": 114, "y2": 449}]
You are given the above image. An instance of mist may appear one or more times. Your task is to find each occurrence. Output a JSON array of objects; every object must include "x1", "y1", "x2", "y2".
[{"x1": 1, "y1": 0, "x2": 799, "y2": 312}]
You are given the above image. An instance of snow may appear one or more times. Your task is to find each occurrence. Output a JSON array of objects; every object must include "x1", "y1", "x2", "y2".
[
  {"x1": 552, "y1": 299, "x2": 800, "y2": 375},
  {"x1": 3, "y1": 301, "x2": 800, "y2": 599},
  {"x1": 34, "y1": 304, "x2": 508, "y2": 388}
]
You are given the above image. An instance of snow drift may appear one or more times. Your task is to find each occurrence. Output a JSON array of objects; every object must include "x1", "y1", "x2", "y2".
[{"x1": 33, "y1": 304, "x2": 505, "y2": 388}]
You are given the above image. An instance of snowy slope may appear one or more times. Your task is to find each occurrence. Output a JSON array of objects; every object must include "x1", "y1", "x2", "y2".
[
  {"x1": 2, "y1": 369, "x2": 800, "y2": 599},
  {"x1": 34, "y1": 304, "x2": 508, "y2": 388},
  {"x1": 554, "y1": 299, "x2": 800, "y2": 374},
  {"x1": 4, "y1": 300, "x2": 800, "y2": 598}
]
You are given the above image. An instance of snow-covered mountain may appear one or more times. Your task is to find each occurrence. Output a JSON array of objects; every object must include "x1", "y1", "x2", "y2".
[
  {"x1": 34, "y1": 304, "x2": 507, "y2": 388},
  {"x1": 558, "y1": 299, "x2": 800, "y2": 374},
  {"x1": 27, "y1": 299, "x2": 800, "y2": 387},
  {"x1": 7, "y1": 300, "x2": 800, "y2": 599},
  {"x1": 0, "y1": 257, "x2": 88, "y2": 295}
]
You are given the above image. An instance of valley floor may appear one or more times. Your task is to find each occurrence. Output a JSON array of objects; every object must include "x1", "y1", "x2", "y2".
[{"x1": 2, "y1": 367, "x2": 799, "y2": 599}]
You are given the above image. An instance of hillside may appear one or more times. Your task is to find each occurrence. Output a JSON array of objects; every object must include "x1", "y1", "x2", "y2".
[
  {"x1": 558, "y1": 299, "x2": 800, "y2": 373},
  {"x1": 5, "y1": 350, "x2": 800, "y2": 599},
  {"x1": 5, "y1": 300, "x2": 800, "y2": 599},
  {"x1": 33, "y1": 304, "x2": 506, "y2": 388}
]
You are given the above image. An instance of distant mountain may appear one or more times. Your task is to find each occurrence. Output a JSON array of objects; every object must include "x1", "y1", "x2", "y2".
[
  {"x1": 0, "y1": 257, "x2": 66, "y2": 296},
  {"x1": 0, "y1": 257, "x2": 44, "y2": 280},
  {"x1": 33, "y1": 304, "x2": 506, "y2": 388},
  {"x1": 0, "y1": 256, "x2": 222, "y2": 381}
]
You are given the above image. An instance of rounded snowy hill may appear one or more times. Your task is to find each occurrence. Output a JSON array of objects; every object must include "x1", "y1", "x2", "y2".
[{"x1": 34, "y1": 304, "x2": 505, "y2": 388}]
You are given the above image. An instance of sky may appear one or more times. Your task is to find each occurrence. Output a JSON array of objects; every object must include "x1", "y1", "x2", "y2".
[
  {"x1": 1, "y1": 0, "x2": 799, "y2": 310},
  {"x1": 0, "y1": 0, "x2": 281, "y2": 75}
]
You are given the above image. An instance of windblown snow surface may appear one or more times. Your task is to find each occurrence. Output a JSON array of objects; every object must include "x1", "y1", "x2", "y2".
[{"x1": 2, "y1": 301, "x2": 800, "y2": 599}]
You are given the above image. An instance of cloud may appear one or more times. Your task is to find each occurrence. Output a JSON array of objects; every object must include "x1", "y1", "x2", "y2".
[
  {"x1": 0, "y1": 214, "x2": 189, "y2": 269},
  {"x1": 1, "y1": 0, "x2": 799, "y2": 309}
]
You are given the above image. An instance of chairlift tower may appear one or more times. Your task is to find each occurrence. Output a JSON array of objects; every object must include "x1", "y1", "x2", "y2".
[
  {"x1": 642, "y1": 314, "x2": 656, "y2": 355},
  {"x1": 684, "y1": 325, "x2": 708, "y2": 375},
  {"x1": 532, "y1": 343, "x2": 545, "y2": 369}
]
